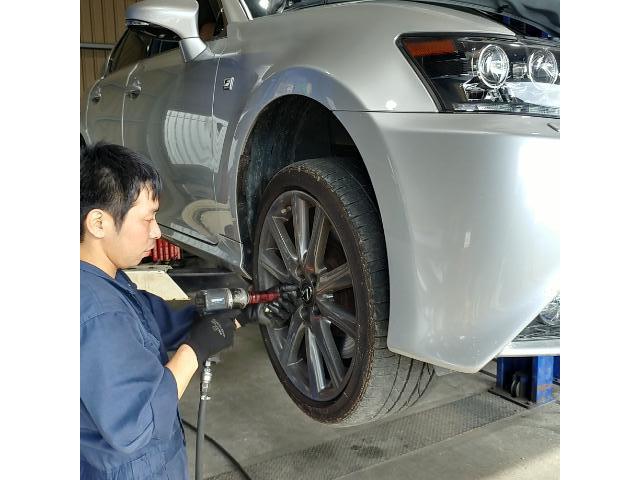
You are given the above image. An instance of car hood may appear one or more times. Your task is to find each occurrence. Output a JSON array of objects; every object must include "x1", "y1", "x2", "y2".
[{"x1": 415, "y1": 0, "x2": 560, "y2": 36}]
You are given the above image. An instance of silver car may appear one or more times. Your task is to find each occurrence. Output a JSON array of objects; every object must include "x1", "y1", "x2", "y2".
[{"x1": 81, "y1": 0, "x2": 560, "y2": 425}]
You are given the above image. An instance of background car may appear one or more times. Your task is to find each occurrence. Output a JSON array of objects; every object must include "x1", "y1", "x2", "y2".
[{"x1": 81, "y1": 0, "x2": 560, "y2": 425}]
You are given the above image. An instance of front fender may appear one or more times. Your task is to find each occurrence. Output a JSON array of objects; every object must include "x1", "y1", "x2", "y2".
[{"x1": 335, "y1": 111, "x2": 560, "y2": 373}]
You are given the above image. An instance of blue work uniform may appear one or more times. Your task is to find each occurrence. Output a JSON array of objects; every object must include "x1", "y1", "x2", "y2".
[{"x1": 80, "y1": 261, "x2": 196, "y2": 479}]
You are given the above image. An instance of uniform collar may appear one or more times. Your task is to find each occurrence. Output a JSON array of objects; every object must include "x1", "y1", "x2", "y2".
[{"x1": 80, "y1": 261, "x2": 137, "y2": 292}]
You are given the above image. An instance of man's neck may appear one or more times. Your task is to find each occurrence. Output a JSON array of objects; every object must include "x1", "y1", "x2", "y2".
[{"x1": 80, "y1": 244, "x2": 117, "y2": 278}]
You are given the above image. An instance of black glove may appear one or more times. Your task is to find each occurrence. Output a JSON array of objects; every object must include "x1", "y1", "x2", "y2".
[
  {"x1": 237, "y1": 292, "x2": 298, "y2": 327},
  {"x1": 184, "y1": 310, "x2": 240, "y2": 365}
]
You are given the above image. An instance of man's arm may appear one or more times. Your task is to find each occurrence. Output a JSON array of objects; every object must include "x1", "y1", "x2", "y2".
[
  {"x1": 165, "y1": 344, "x2": 198, "y2": 399},
  {"x1": 139, "y1": 290, "x2": 195, "y2": 351},
  {"x1": 140, "y1": 290, "x2": 246, "y2": 357},
  {"x1": 138, "y1": 290, "x2": 242, "y2": 398}
]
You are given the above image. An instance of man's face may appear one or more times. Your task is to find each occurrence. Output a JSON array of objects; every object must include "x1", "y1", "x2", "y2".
[{"x1": 104, "y1": 187, "x2": 161, "y2": 270}]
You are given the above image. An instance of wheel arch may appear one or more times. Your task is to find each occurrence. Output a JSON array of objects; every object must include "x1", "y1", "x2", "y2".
[{"x1": 235, "y1": 93, "x2": 382, "y2": 273}]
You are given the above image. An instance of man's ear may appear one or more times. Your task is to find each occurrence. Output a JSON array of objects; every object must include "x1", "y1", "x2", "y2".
[{"x1": 84, "y1": 209, "x2": 107, "y2": 239}]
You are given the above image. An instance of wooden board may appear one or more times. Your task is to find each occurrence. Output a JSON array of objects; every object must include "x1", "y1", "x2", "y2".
[{"x1": 80, "y1": 0, "x2": 126, "y2": 99}]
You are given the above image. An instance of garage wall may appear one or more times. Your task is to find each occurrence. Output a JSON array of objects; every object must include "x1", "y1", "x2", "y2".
[{"x1": 80, "y1": 0, "x2": 138, "y2": 99}]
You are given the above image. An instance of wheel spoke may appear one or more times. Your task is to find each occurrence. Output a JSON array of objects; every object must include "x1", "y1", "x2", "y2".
[
  {"x1": 259, "y1": 250, "x2": 290, "y2": 283},
  {"x1": 280, "y1": 307, "x2": 306, "y2": 366},
  {"x1": 292, "y1": 194, "x2": 309, "y2": 263},
  {"x1": 305, "y1": 326, "x2": 326, "y2": 397},
  {"x1": 310, "y1": 316, "x2": 346, "y2": 388},
  {"x1": 304, "y1": 208, "x2": 331, "y2": 275},
  {"x1": 316, "y1": 297, "x2": 357, "y2": 339},
  {"x1": 268, "y1": 215, "x2": 299, "y2": 278},
  {"x1": 316, "y1": 263, "x2": 352, "y2": 295}
]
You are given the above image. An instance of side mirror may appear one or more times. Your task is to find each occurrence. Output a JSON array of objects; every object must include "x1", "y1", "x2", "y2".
[{"x1": 125, "y1": 0, "x2": 207, "y2": 62}]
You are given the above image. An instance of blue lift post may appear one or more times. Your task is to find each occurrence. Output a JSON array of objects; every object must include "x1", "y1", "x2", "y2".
[{"x1": 493, "y1": 355, "x2": 560, "y2": 407}]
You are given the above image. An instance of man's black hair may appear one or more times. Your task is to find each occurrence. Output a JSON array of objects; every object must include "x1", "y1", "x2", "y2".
[{"x1": 81, "y1": 142, "x2": 162, "y2": 241}]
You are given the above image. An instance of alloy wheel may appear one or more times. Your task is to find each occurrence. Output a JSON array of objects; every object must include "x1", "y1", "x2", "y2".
[{"x1": 257, "y1": 190, "x2": 357, "y2": 401}]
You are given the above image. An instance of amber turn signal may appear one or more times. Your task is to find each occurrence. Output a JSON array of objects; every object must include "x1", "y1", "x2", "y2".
[{"x1": 402, "y1": 38, "x2": 456, "y2": 57}]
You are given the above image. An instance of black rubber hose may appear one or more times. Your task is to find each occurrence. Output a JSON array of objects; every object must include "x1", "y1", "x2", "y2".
[
  {"x1": 195, "y1": 397, "x2": 207, "y2": 480},
  {"x1": 182, "y1": 417, "x2": 253, "y2": 480}
]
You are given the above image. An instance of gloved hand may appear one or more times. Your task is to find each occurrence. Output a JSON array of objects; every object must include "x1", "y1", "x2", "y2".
[
  {"x1": 238, "y1": 292, "x2": 298, "y2": 327},
  {"x1": 184, "y1": 310, "x2": 241, "y2": 366}
]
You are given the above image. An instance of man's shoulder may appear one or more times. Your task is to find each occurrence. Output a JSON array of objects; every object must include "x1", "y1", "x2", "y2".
[{"x1": 80, "y1": 269, "x2": 131, "y2": 325}]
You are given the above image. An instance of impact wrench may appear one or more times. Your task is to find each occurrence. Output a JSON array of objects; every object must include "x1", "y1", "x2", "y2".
[{"x1": 193, "y1": 285, "x2": 299, "y2": 480}]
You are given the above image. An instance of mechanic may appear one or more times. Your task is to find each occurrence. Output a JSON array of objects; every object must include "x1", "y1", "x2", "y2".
[{"x1": 80, "y1": 143, "x2": 249, "y2": 479}]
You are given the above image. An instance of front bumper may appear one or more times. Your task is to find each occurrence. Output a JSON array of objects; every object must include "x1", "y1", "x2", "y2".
[{"x1": 334, "y1": 111, "x2": 560, "y2": 373}]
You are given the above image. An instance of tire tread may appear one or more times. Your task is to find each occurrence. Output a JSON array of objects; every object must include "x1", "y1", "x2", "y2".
[{"x1": 281, "y1": 158, "x2": 435, "y2": 425}]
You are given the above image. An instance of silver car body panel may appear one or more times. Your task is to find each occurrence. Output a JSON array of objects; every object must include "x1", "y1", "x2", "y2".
[
  {"x1": 213, "y1": 0, "x2": 515, "y2": 248},
  {"x1": 365, "y1": 0, "x2": 560, "y2": 36},
  {"x1": 81, "y1": 0, "x2": 559, "y2": 373},
  {"x1": 83, "y1": 65, "x2": 136, "y2": 146},
  {"x1": 122, "y1": 40, "x2": 224, "y2": 238},
  {"x1": 333, "y1": 111, "x2": 559, "y2": 372}
]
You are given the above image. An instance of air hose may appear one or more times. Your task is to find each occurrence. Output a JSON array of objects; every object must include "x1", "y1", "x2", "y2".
[{"x1": 193, "y1": 357, "x2": 252, "y2": 480}]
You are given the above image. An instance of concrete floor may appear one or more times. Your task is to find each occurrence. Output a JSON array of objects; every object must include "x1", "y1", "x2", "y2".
[{"x1": 176, "y1": 325, "x2": 560, "y2": 480}]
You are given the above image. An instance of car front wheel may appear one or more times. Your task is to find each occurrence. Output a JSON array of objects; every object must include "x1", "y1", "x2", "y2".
[{"x1": 253, "y1": 158, "x2": 435, "y2": 425}]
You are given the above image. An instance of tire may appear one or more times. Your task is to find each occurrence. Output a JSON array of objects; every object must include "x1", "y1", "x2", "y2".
[{"x1": 252, "y1": 158, "x2": 436, "y2": 425}]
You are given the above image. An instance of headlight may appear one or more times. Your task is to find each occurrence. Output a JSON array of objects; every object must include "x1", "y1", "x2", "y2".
[
  {"x1": 399, "y1": 35, "x2": 560, "y2": 117},
  {"x1": 476, "y1": 45, "x2": 509, "y2": 88},
  {"x1": 528, "y1": 49, "x2": 559, "y2": 88}
]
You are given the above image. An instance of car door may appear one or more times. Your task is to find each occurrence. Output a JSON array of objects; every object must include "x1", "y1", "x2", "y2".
[
  {"x1": 122, "y1": 0, "x2": 227, "y2": 246},
  {"x1": 85, "y1": 29, "x2": 152, "y2": 145}
]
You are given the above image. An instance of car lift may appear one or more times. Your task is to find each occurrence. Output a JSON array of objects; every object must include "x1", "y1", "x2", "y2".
[
  {"x1": 489, "y1": 295, "x2": 560, "y2": 407},
  {"x1": 490, "y1": 355, "x2": 560, "y2": 407}
]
